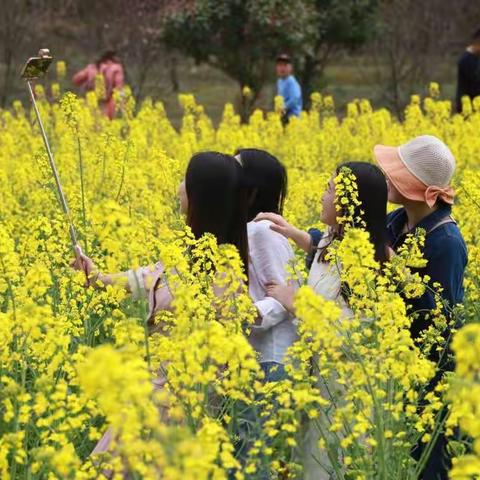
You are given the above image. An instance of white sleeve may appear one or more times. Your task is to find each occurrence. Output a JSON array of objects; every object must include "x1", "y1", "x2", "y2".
[
  {"x1": 254, "y1": 297, "x2": 292, "y2": 330},
  {"x1": 250, "y1": 221, "x2": 296, "y2": 330}
]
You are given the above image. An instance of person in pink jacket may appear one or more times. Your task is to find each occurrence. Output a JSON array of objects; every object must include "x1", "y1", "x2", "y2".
[{"x1": 73, "y1": 50, "x2": 125, "y2": 119}]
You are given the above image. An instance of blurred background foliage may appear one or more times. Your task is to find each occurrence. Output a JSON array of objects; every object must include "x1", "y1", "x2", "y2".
[{"x1": 1, "y1": 0, "x2": 480, "y2": 123}]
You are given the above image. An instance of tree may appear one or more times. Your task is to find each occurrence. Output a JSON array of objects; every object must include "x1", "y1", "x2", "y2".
[
  {"x1": 162, "y1": 0, "x2": 317, "y2": 119},
  {"x1": 358, "y1": 0, "x2": 480, "y2": 116},
  {"x1": 0, "y1": 0, "x2": 71, "y2": 107},
  {"x1": 162, "y1": 0, "x2": 379, "y2": 117},
  {"x1": 297, "y1": 0, "x2": 379, "y2": 106}
]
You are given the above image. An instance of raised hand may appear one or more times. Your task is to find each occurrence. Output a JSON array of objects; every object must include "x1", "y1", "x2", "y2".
[
  {"x1": 266, "y1": 282, "x2": 296, "y2": 313},
  {"x1": 254, "y1": 212, "x2": 295, "y2": 238},
  {"x1": 255, "y1": 212, "x2": 312, "y2": 252}
]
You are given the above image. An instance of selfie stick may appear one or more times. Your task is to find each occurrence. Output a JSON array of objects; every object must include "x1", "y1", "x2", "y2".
[{"x1": 23, "y1": 49, "x2": 78, "y2": 250}]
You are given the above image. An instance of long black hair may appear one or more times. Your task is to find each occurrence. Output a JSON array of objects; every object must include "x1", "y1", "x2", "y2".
[
  {"x1": 321, "y1": 161, "x2": 389, "y2": 264},
  {"x1": 235, "y1": 148, "x2": 287, "y2": 222},
  {"x1": 96, "y1": 50, "x2": 119, "y2": 67},
  {"x1": 185, "y1": 152, "x2": 249, "y2": 275}
]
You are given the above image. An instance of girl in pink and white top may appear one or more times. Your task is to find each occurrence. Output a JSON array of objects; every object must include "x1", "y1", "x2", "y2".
[{"x1": 72, "y1": 151, "x2": 250, "y2": 317}]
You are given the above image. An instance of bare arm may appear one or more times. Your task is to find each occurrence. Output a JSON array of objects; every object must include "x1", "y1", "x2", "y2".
[
  {"x1": 266, "y1": 283, "x2": 296, "y2": 315},
  {"x1": 72, "y1": 67, "x2": 90, "y2": 87},
  {"x1": 71, "y1": 246, "x2": 162, "y2": 299},
  {"x1": 113, "y1": 66, "x2": 125, "y2": 90},
  {"x1": 254, "y1": 212, "x2": 311, "y2": 252}
]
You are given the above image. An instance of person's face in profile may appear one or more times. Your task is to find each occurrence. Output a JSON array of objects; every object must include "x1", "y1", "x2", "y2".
[
  {"x1": 386, "y1": 178, "x2": 408, "y2": 205},
  {"x1": 320, "y1": 177, "x2": 337, "y2": 226},
  {"x1": 276, "y1": 61, "x2": 292, "y2": 78}
]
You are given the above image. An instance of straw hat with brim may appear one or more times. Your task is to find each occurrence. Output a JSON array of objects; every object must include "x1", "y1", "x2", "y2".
[{"x1": 373, "y1": 135, "x2": 455, "y2": 207}]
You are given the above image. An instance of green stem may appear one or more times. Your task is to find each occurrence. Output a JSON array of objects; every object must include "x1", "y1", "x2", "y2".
[
  {"x1": 143, "y1": 314, "x2": 151, "y2": 371},
  {"x1": 311, "y1": 416, "x2": 345, "y2": 480},
  {"x1": 413, "y1": 407, "x2": 449, "y2": 478},
  {"x1": 76, "y1": 131, "x2": 88, "y2": 254},
  {"x1": 127, "y1": 254, "x2": 156, "y2": 370},
  {"x1": 115, "y1": 142, "x2": 130, "y2": 202}
]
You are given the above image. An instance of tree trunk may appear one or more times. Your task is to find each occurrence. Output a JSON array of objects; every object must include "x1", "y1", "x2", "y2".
[
  {"x1": 1, "y1": 48, "x2": 13, "y2": 108},
  {"x1": 387, "y1": 44, "x2": 402, "y2": 118},
  {"x1": 299, "y1": 54, "x2": 318, "y2": 110},
  {"x1": 169, "y1": 54, "x2": 179, "y2": 93},
  {"x1": 238, "y1": 83, "x2": 262, "y2": 123},
  {"x1": 134, "y1": 49, "x2": 153, "y2": 102},
  {"x1": 299, "y1": 45, "x2": 334, "y2": 111}
]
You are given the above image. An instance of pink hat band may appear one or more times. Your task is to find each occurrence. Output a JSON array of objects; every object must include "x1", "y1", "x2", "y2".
[{"x1": 424, "y1": 184, "x2": 454, "y2": 208}]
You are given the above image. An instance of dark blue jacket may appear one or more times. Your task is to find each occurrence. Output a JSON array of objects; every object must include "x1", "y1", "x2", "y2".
[{"x1": 387, "y1": 204, "x2": 467, "y2": 339}]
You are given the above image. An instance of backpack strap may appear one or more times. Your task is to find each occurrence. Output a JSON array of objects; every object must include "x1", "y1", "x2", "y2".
[
  {"x1": 306, "y1": 228, "x2": 323, "y2": 270},
  {"x1": 427, "y1": 215, "x2": 456, "y2": 235}
]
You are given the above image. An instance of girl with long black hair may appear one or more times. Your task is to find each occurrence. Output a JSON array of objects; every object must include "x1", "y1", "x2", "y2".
[
  {"x1": 256, "y1": 161, "x2": 389, "y2": 314},
  {"x1": 235, "y1": 148, "x2": 296, "y2": 382},
  {"x1": 256, "y1": 161, "x2": 389, "y2": 479},
  {"x1": 71, "y1": 152, "x2": 250, "y2": 467},
  {"x1": 72, "y1": 151, "x2": 249, "y2": 318}
]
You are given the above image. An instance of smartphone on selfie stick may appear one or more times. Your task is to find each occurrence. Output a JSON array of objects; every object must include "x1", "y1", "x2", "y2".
[{"x1": 21, "y1": 49, "x2": 79, "y2": 251}]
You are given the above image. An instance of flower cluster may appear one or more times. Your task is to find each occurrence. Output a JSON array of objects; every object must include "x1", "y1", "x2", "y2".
[
  {"x1": 334, "y1": 166, "x2": 365, "y2": 229},
  {"x1": 447, "y1": 324, "x2": 480, "y2": 479},
  {"x1": 0, "y1": 72, "x2": 479, "y2": 479}
]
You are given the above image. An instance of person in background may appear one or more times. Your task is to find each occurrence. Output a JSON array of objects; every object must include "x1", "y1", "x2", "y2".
[
  {"x1": 73, "y1": 50, "x2": 125, "y2": 119},
  {"x1": 276, "y1": 53, "x2": 302, "y2": 123},
  {"x1": 456, "y1": 28, "x2": 480, "y2": 113}
]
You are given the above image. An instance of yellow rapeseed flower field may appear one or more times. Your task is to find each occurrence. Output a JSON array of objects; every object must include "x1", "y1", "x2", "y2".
[{"x1": 0, "y1": 71, "x2": 479, "y2": 479}]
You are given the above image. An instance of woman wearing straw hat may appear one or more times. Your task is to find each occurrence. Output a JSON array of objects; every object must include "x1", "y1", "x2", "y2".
[{"x1": 374, "y1": 134, "x2": 467, "y2": 479}]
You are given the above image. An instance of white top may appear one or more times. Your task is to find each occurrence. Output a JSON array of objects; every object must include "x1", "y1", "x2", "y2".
[
  {"x1": 307, "y1": 231, "x2": 352, "y2": 316},
  {"x1": 303, "y1": 230, "x2": 352, "y2": 480},
  {"x1": 247, "y1": 220, "x2": 298, "y2": 364}
]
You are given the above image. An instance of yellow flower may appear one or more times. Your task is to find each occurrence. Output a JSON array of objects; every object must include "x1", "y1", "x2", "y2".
[
  {"x1": 242, "y1": 86, "x2": 252, "y2": 98},
  {"x1": 429, "y1": 82, "x2": 440, "y2": 98},
  {"x1": 0, "y1": 74, "x2": 479, "y2": 478}
]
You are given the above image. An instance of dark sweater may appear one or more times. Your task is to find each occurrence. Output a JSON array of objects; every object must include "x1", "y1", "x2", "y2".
[{"x1": 456, "y1": 50, "x2": 480, "y2": 112}]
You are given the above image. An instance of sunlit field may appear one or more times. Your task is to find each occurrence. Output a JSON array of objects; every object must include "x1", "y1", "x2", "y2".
[{"x1": 0, "y1": 70, "x2": 479, "y2": 479}]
